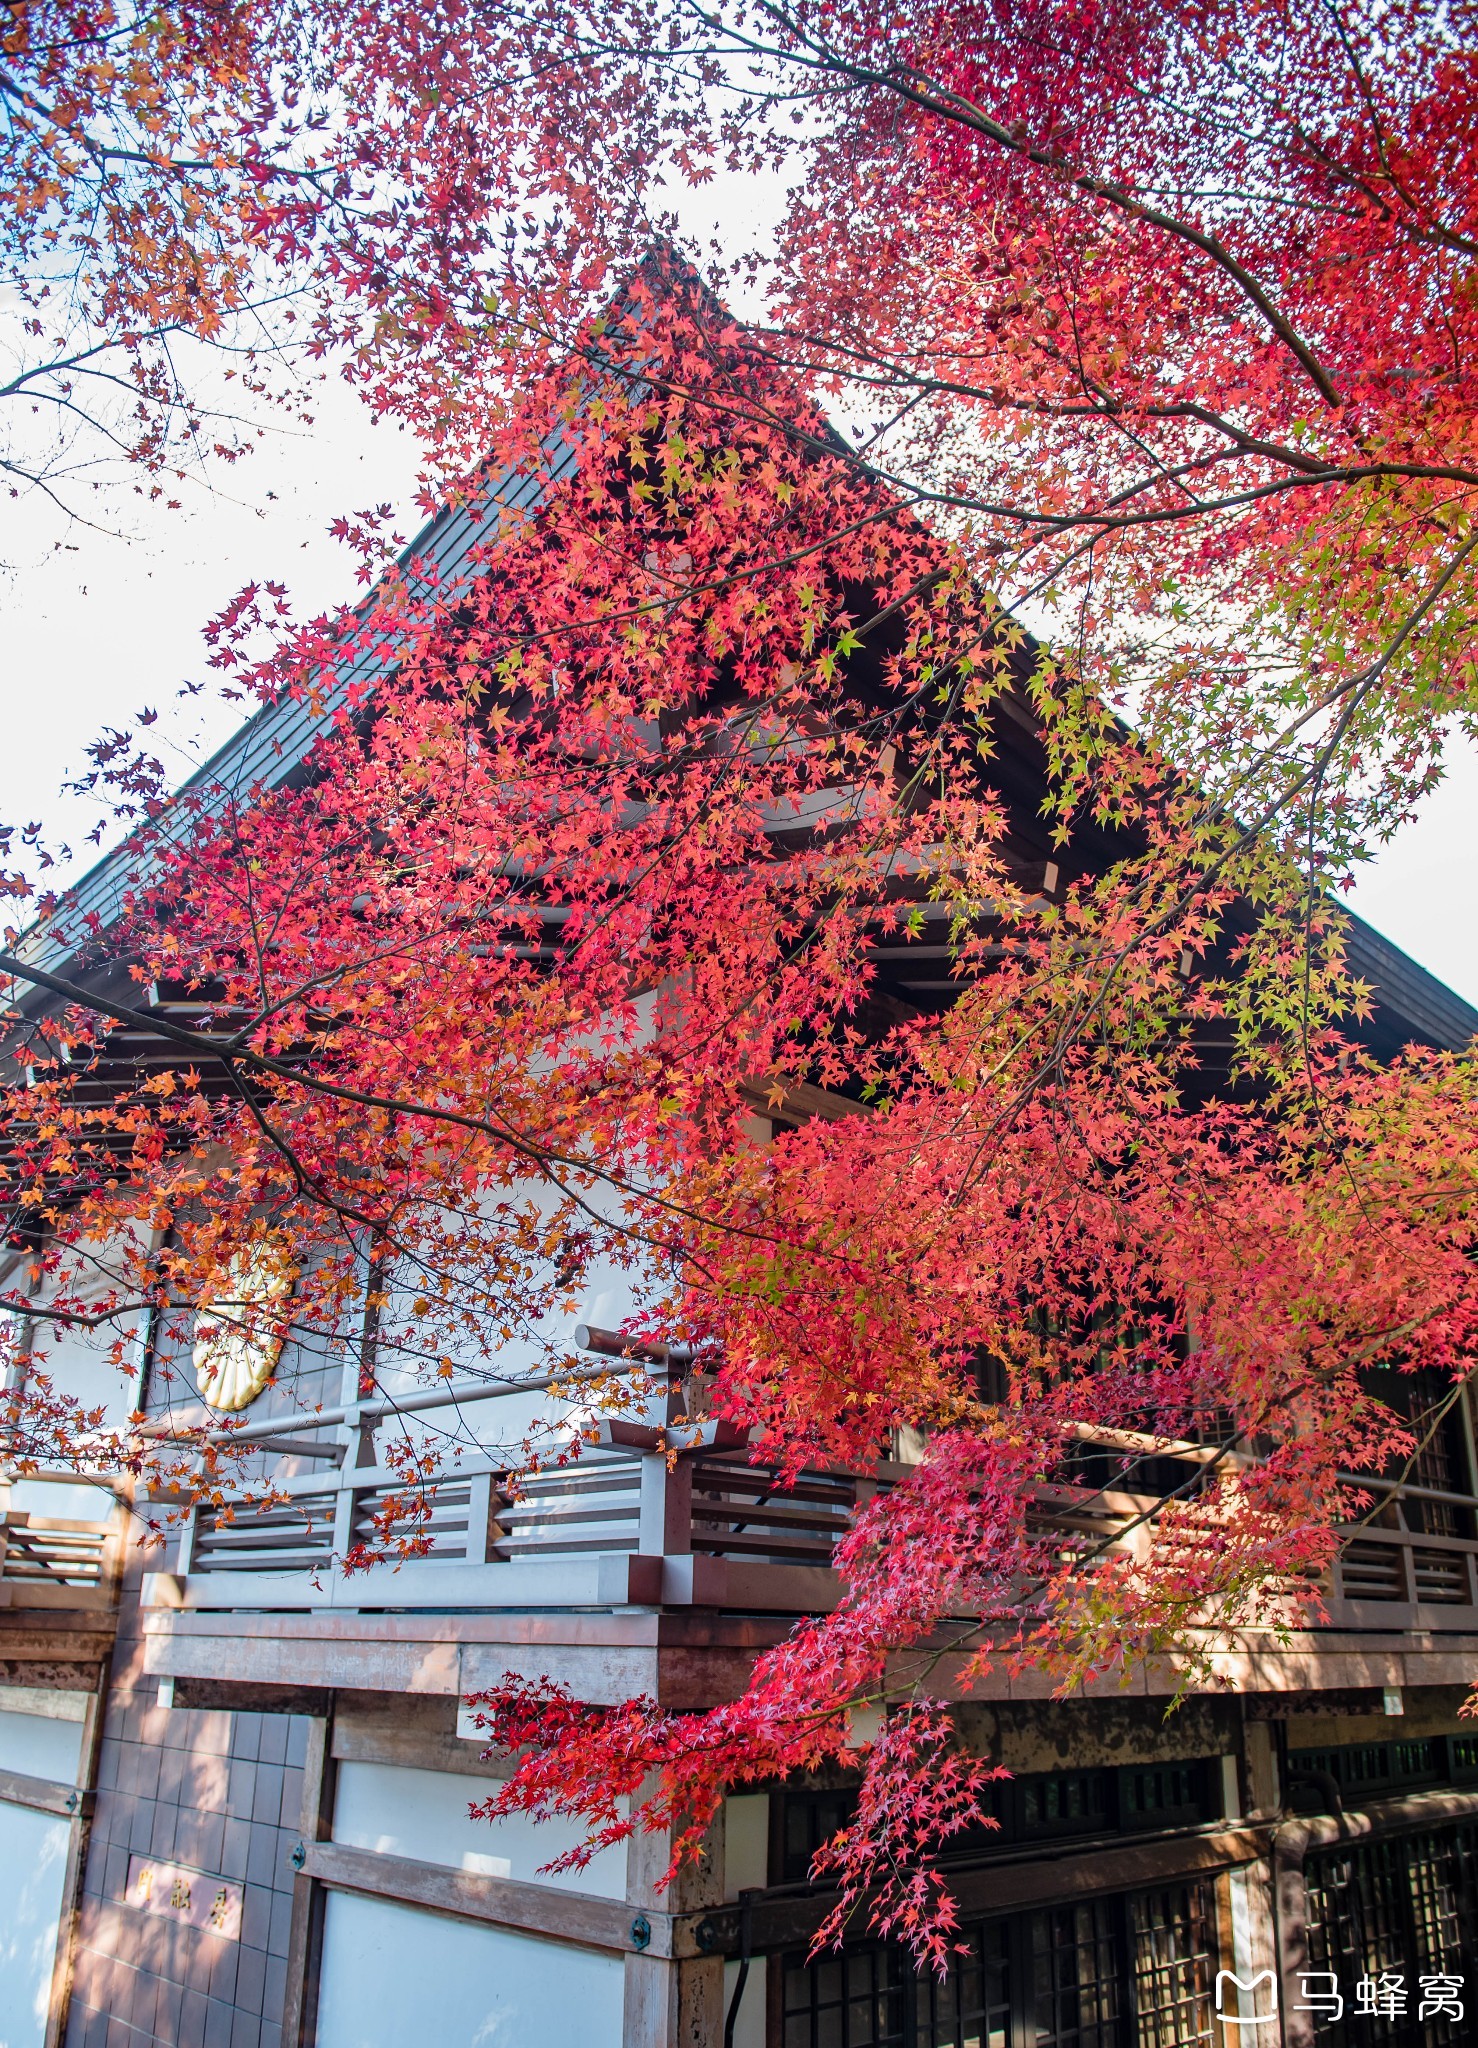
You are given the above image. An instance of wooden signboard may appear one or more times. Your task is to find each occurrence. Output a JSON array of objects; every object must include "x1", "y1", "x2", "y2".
[{"x1": 125, "y1": 1855, "x2": 243, "y2": 1940}]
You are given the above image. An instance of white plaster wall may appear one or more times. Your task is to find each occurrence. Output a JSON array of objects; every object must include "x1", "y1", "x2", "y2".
[
  {"x1": 22, "y1": 1330, "x2": 138, "y2": 1432},
  {"x1": 365, "y1": 1167, "x2": 653, "y2": 1467},
  {"x1": 5, "y1": 1479, "x2": 115, "y2": 1527},
  {"x1": 20, "y1": 1229, "x2": 151, "y2": 1432},
  {"x1": 332, "y1": 1760, "x2": 628, "y2": 1898},
  {"x1": 370, "y1": 981, "x2": 669, "y2": 1452},
  {"x1": 314, "y1": 1891, "x2": 624, "y2": 2048},
  {"x1": 0, "y1": 1705, "x2": 84, "y2": 1786},
  {"x1": 0, "y1": 1803, "x2": 69, "y2": 2048},
  {"x1": 721, "y1": 1796, "x2": 769, "y2": 2048},
  {"x1": 723, "y1": 1794, "x2": 769, "y2": 1899},
  {"x1": 722, "y1": 1959, "x2": 766, "y2": 2048}
]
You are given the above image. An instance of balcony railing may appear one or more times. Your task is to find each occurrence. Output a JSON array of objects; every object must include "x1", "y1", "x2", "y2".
[
  {"x1": 0, "y1": 1476, "x2": 126, "y2": 1613},
  {"x1": 1322, "y1": 1474, "x2": 1478, "y2": 1628},
  {"x1": 139, "y1": 1348, "x2": 1478, "y2": 1635},
  {"x1": 147, "y1": 1438, "x2": 894, "y2": 1613}
]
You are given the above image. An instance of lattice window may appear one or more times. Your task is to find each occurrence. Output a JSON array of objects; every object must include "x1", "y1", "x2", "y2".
[
  {"x1": 1303, "y1": 1822, "x2": 1478, "y2": 2046},
  {"x1": 1407, "y1": 1835, "x2": 1463, "y2": 1978},
  {"x1": 780, "y1": 1944, "x2": 907, "y2": 2048},
  {"x1": 1121, "y1": 1765, "x2": 1212, "y2": 1832},
  {"x1": 1364, "y1": 1369, "x2": 1476, "y2": 1539},
  {"x1": 778, "y1": 1881, "x2": 1216, "y2": 2048},
  {"x1": 1289, "y1": 1739, "x2": 1443, "y2": 1801},
  {"x1": 915, "y1": 1918, "x2": 1011, "y2": 2048},
  {"x1": 1031, "y1": 1900, "x2": 1123, "y2": 2048},
  {"x1": 1128, "y1": 1887, "x2": 1215, "y2": 2048},
  {"x1": 780, "y1": 1762, "x2": 1218, "y2": 1884},
  {"x1": 1022, "y1": 1772, "x2": 1115, "y2": 1839}
]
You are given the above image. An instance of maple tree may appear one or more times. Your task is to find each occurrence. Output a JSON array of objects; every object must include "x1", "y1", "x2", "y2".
[{"x1": 3, "y1": 0, "x2": 1478, "y2": 1962}]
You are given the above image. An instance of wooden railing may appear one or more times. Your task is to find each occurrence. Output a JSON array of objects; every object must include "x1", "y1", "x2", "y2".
[
  {"x1": 140, "y1": 1359, "x2": 1478, "y2": 1634},
  {"x1": 152, "y1": 1441, "x2": 887, "y2": 1613},
  {"x1": 141, "y1": 1439, "x2": 1261, "y2": 1616},
  {"x1": 1323, "y1": 1475, "x2": 1478, "y2": 1629},
  {"x1": 0, "y1": 1484, "x2": 124, "y2": 1613}
]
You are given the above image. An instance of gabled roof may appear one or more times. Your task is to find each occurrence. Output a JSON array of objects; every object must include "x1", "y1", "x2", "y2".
[
  {"x1": 19, "y1": 428, "x2": 579, "y2": 986},
  {"x1": 1341, "y1": 913, "x2": 1477, "y2": 1058},
  {"x1": 14, "y1": 261, "x2": 1478, "y2": 1057}
]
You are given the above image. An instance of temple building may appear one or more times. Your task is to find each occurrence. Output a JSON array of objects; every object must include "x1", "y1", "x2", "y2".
[{"x1": 2, "y1": 270, "x2": 1477, "y2": 2048}]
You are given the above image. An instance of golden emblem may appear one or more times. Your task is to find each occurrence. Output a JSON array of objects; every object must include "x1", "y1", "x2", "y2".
[{"x1": 193, "y1": 1244, "x2": 294, "y2": 1412}]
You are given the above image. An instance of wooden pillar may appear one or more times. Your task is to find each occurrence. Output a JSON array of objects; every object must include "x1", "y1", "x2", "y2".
[
  {"x1": 283, "y1": 1710, "x2": 336, "y2": 2048},
  {"x1": 623, "y1": 1796, "x2": 725, "y2": 2048},
  {"x1": 639, "y1": 1449, "x2": 694, "y2": 1560}
]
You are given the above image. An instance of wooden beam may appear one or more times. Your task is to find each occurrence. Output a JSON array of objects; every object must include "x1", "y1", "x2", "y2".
[
  {"x1": 0, "y1": 1764, "x2": 92, "y2": 1820},
  {"x1": 624, "y1": 1789, "x2": 725, "y2": 2047},
  {"x1": 0, "y1": 1610, "x2": 115, "y2": 1654},
  {"x1": 740, "y1": 1078, "x2": 870, "y2": 1127},
  {"x1": 1, "y1": 1585, "x2": 119, "y2": 1614},
  {"x1": 237, "y1": 1436, "x2": 348, "y2": 1463},
  {"x1": 331, "y1": 1697, "x2": 509, "y2": 1781},
  {"x1": 681, "y1": 1825, "x2": 1269, "y2": 1959},
  {"x1": 143, "y1": 1550, "x2": 663, "y2": 1615},
  {"x1": 283, "y1": 1711, "x2": 336, "y2": 2048},
  {"x1": 297, "y1": 1840, "x2": 642, "y2": 1955},
  {"x1": 167, "y1": 1675, "x2": 333, "y2": 1717}
]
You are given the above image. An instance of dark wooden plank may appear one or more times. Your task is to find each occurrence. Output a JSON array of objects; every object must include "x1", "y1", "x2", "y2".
[
  {"x1": 689, "y1": 1500, "x2": 850, "y2": 1533},
  {"x1": 168, "y1": 1677, "x2": 333, "y2": 1715},
  {"x1": 691, "y1": 1532, "x2": 837, "y2": 1562},
  {"x1": 283, "y1": 1712, "x2": 336, "y2": 2048},
  {"x1": 671, "y1": 1827, "x2": 1269, "y2": 1959}
]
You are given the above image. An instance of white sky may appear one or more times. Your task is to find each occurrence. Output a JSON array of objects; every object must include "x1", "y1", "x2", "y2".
[
  {"x1": 2, "y1": 188, "x2": 1475, "y2": 1008},
  {"x1": 0, "y1": 371, "x2": 425, "y2": 870}
]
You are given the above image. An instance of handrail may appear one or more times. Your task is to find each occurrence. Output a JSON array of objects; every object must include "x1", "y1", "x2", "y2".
[
  {"x1": 139, "y1": 1356, "x2": 651, "y2": 1451},
  {"x1": 573, "y1": 1322, "x2": 693, "y2": 1366},
  {"x1": 1060, "y1": 1420, "x2": 1249, "y2": 1467},
  {"x1": 1335, "y1": 1471, "x2": 1478, "y2": 1511},
  {"x1": 0, "y1": 1467, "x2": 130, "y2": 1500}
]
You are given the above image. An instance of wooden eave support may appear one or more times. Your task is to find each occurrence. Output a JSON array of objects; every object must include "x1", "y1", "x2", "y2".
[{"x1": 740, "y1": 1077, "x2": 872, "y2": 1126}]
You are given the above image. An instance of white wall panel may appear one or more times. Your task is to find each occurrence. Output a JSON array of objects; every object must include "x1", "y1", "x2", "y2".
[
  {"x1": 25, "y1": 1229, "x2": 152, "y2": 1432},
  {"x1": 724, "y1": 1794, "x2": 769, "y2": 1898},
  {"x1": 0, "y1": 1706, "x2": 83, "y2": 1786},
  {"x1": 0, "y1": 1803, "x2": 69, "y2": 2048},
  {"x1": 722, "y1": 1958, "x2": 766, "y2": 2048},
  {"x1": 314, "y1": 1891, "x2": 623, "y2": 2048},
  {"x1": 5, "y1": 1480, "x2": 114, "y2": 1527},
  {"x1": 721, "y1": 1797, "x2": 769, "y2": 2048},
  {"x1": 332, "y1": 1760, "x2": 628, "y2": 1898}
]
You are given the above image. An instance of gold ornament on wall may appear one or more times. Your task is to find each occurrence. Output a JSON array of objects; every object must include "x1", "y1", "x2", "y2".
[{"x1": 193, "y1": 1245, "x2": 294, "y2": 1413}]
